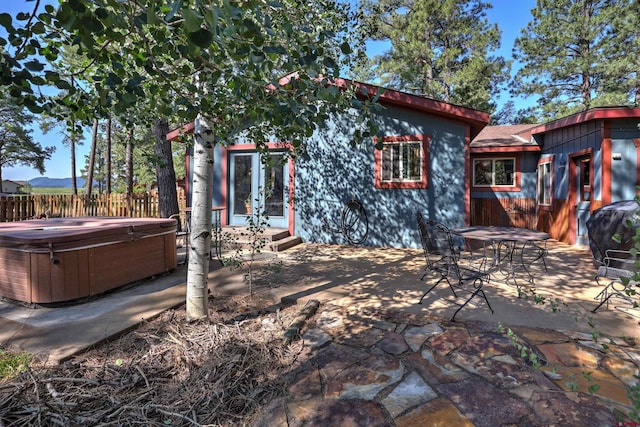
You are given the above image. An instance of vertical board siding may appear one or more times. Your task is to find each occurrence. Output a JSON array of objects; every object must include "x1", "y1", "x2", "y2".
[
  {"x1": 537, "y1": 198, "x2": 603, "y2": 244},
  {"x1": 470, "y1": 197, "x2": 537, "y2": 229},
  {"x1": 0, "y1": 249, "x2": 29, "y2": 301}
]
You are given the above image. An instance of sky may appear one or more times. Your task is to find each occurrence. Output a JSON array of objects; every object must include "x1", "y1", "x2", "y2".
[{"x1": 2, "y1": 0, "x2": 538, "y2": 182}]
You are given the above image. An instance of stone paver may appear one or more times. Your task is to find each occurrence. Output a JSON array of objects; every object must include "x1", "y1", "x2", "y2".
[
  {"x1": 381, "y1": 371, "x2": 437, "y2": 417},
  {"x1": 254, "y1": 303, "x2": 638, "y2": 426}
]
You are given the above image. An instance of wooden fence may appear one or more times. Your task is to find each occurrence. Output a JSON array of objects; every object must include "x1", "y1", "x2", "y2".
[{"x1": 0, "y1": 191, "x2": 186, "y2": 222}]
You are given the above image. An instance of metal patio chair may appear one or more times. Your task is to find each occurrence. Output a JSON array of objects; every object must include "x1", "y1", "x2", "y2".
[
  {"x1": 592, "y1": 248, "x2": 640, "y2": 313},
  {"x1": 416, "y1": 212, "x2": 493, "y2": 321}
]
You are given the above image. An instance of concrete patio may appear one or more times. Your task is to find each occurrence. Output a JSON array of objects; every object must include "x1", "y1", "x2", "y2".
[{"x1": 249, "y1": 240, "x2": 640, "y2": 340}]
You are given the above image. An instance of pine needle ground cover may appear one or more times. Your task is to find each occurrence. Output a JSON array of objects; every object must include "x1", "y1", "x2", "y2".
[{"x1": 0, "y1": 295, "x2": 306, "y2": 426}]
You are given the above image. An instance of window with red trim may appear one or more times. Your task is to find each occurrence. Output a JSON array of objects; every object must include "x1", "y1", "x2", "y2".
[
  {"x1": 537, "y1": 159, "x2": 553, "y2": 207},
  {"x1": 374, "y1": 135, "x2": 430, "y2": 189},
  {"x1": 473, "y1": 158, "x2": 516, "y2": 187},
  {"x1": 471, "y1": 155, "x2": 521, "y2": 192}
]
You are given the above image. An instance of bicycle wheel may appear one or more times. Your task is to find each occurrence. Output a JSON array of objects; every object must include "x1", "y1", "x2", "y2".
[{"x1": 341, "y1": 199, "x2": 369, "y2": 244}]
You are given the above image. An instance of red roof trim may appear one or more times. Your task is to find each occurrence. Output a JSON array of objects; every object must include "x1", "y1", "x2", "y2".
[
  {"x1": 470, "y1": 146, "x2": 541, "y2": 154},
  {"x1": 166, "y1": 122, "x2": 195, "y2": 141},
  {"x1": 530, "y1": 107, "x2": 640, "y2": 134},
  {"x1": 331, "y1": 78, "x2": 489, "y2": 129},
  {"x1": 167, "y1": 76, "x2": 490, "y2": 141}
]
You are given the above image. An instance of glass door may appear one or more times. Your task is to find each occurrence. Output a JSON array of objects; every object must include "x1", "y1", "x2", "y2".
[{"x1": 229, "y1": 152, "x2": 288, "y2": 228}]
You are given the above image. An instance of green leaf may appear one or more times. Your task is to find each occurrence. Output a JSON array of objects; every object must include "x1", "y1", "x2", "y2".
[
  {"x1": 31, "y1": 22, "x2": 45, "y2": 34},
  {"x1": 55, "y1": 79, "x2": 71, "y2": 90},
  {"x1": 24, "y1": 60, "x2": 44, "y2": 72},
  {"x1": 188, "y1": 28, "x2": 212, "y2": 48},
  {"x1": 0, "y1": 13, "x2": 12, "y2": 30},
  {"x1": 147, "y1": 5, "x2": 158, "y2": 26},
  {"x1": 182, "y1": 9, "x2": 201, "y2": 33},
  {"x1": 68, "y1": 0, "x2": 87, "y2": 13},
  {"x1": 205, "y1": 7, "x2": 218, "y2": 35},
  {"x1": 127, "y1": 75, "x2": 145, "y2": 87},
  {"x1": 122, "y1": 92, "x2": 137, "y2": 104},
  {"x1": 105, "y1": 73, "x2": 123, "y2": 86},
  {"x1": 250, "y1": 52, "x2": 265, "y2": 63},
  {"x1": 340, "y1": 41, "x2": 352, "y2": 54},
  {"x1": 95, "y1": 8, "x2": 109, "y2": 20},
  {"x1": 81, "y1": 15, "x2": 104, "y2": 33},
  {"x1": 263, "y1": 45, "x2": 286, "y2": 55}
]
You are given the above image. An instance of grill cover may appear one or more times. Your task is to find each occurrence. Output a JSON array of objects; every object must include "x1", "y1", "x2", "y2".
[{"x1": 586, "y1": 200, "x2": 640, "y2": 266}]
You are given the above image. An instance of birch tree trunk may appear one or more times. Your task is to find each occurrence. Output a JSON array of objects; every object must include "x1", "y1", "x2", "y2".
[{"x1": 186, "y1": 114, "x2": 215, "y2": 321}]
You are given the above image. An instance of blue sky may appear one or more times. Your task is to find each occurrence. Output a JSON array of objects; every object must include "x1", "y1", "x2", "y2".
[{"x1": 2, "y1": 0, "x2": 537, "y2": 181}]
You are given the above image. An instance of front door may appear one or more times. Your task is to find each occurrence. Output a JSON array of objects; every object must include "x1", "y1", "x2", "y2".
[{"x1": 229, "y1": 152, "x2": 289, "y2": 228}]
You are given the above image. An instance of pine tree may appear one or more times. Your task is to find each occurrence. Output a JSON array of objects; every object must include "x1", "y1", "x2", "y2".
[
  {"x1": 512, "y1": 0, "x2": 630, "y2": 120},
  {"x1": 0, "y1": 93, "x2": 54, "y2": 184},
  {"x1": 598, "y1": 0, "x2": 640, "y2": 106},
  {"x1": 357, "y1": 0, "x2": 510, "y2": 113}
]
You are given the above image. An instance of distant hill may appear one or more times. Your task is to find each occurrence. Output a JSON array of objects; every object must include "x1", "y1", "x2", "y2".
[{"x1": 29, "y1": 177, "x2": 86, "y2": 188}]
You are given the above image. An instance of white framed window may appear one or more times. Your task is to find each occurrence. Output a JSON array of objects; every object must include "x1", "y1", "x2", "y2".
[
  {"x1": 537, "y1": 160, "x2": 552, "y2": 206},
  {"x1": 473, "y1": 158, "x2": 516, "y2": 187},
  {"x1": 380, "y1": 141, "x2": 422, "y2": 183}
]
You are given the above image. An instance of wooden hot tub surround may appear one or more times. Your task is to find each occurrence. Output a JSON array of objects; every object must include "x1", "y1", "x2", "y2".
[{"x1": 0, "y1": 217, "x2": 177, "y2": 304}]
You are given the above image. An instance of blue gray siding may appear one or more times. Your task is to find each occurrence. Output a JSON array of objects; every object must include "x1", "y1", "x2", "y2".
[
  {"x1": 294, "y1": 105, "x2": 468, "y2": 249},
  {"x1": 610, "y1": 120, "x2": 640, "y2": 202},
  {"x1": 470, "y1": 152, "x2": 538, "y2": 199}
]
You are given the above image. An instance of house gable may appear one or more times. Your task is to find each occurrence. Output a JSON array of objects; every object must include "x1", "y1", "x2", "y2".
[{"x1": 529, "y1": 107, "x2": 640, "y2": 244}]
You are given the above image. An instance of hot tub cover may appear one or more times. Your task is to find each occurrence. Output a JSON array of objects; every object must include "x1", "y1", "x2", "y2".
[
  {"x1": 586, "y1": 200, "x2": 640, "y2": 266},
  {"x1": 0, "y1": 216, "x2": 176, "y2": 250}
]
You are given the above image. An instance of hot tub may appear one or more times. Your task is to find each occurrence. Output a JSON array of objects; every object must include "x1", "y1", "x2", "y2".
[{"x1": 0, "y1": 217, "x2": 177, "y2": 304}]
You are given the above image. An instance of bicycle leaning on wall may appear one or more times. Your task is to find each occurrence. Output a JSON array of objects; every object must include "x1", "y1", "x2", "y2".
[{"x1": 321, "y1": 198, "x2": 369, "y2": 245}]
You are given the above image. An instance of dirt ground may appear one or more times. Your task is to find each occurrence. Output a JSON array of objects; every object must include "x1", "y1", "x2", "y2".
[{"x1": 1, "y1": 294, "x2": 310, "y2": 426}]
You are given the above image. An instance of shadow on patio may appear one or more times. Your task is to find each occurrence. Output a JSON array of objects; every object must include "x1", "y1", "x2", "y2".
[{"x1": 215, "y1": 240, "x2": 640, "y2": 340}]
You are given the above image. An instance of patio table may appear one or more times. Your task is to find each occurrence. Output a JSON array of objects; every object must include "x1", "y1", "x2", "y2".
[{"x1": 451, "y1": 226, "x2": 550, "y2": 296}]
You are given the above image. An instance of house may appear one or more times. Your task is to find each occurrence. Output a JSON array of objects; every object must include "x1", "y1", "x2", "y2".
[
  {"x1": 470, "y1": 107, "x2": 640, "y2": 246},
  {"x1": 1, "y1": 180, "x2": 26, "y2": 194},
  {"x1": 168, "y1": 79, "x2": 640, "y2": 249},
  {"x1": 168, "y1": 79, "x2": 489, "y2": 249}
]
